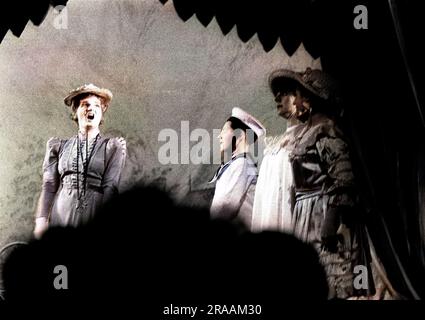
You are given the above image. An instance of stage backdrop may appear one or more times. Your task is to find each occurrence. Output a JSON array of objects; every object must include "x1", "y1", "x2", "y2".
[{"x1": 0, "y1": 0, "x2": 319, "y2": 247}]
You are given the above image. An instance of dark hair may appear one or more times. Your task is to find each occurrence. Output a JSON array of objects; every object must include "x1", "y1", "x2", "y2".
[
  {"x1": 226, "y1": 116, "x2": 258, "y2": 143},
  {"x1": 271, "y1": 77, "x2": 298, "y2": 97}
]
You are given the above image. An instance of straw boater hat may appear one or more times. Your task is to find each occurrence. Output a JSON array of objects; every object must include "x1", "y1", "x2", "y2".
[
  {"x1": 64, "y1": 83, "x2": 113, "y2": 109},
  {"x1": 268, "y1": 67, "x2": 341, "y2": 105},
  {"x1": 231, "y1": 107, "x2": 266, "y2": 137}
]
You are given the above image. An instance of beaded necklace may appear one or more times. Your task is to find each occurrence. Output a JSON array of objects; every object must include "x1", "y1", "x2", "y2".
[{"x1": 76, "y1": 132, "x2": 99, "y2": 202}]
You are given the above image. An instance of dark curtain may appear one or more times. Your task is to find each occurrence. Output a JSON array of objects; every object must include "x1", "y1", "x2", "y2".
[{"x1": 320, "y1": 0, "x2": 425, "y2": 299}]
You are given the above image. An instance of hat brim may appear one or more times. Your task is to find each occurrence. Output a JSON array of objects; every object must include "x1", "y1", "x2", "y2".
[
  {"x1": 231, "y1": 107, "x2": 266, "y2": 137},
  {"x1": 268, "y1": 69, "x2": 322, "y2": 99},
  {"x1": 64, "y1": 88, "x2": 113, "y2": 107}
]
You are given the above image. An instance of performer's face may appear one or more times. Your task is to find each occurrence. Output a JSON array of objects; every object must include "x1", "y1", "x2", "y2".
[
  {"x1": 275, "y1": 89, "x2": 311, "y2": 121},
  {"x1": 76, "y1": 95, "x2": 104, "y2": 129},
  {"x1": 274, "y1": 90, "x2": 297, "y2": 119},
  {"x1": 218, "y1": 121, "x2": 234, "y2": 153}
]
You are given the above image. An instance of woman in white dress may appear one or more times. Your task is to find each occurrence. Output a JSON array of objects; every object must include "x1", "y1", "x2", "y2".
[
  {"x1": 251, "y1": 120, "x2": 299, "y2": 232},
  {"x1": 251, "y1": 91, "x2": 302, "y2": 233}
]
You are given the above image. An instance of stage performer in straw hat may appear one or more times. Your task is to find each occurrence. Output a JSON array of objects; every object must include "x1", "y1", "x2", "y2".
[{"x1": 33, "y1": 84, "x2": 126, "y2": 238}]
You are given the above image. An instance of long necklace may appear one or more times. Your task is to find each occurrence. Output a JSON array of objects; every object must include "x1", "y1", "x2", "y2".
[{"x1": 76, "y1": 132, "x2": 99, "y2": 203}]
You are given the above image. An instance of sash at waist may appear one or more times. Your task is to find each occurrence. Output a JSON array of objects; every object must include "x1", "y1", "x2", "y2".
[
  {"x1": 295, "y1": 188, "x2": 323, "y2": 201},
  {"x1": 61, "y1": 174, "x2": 103, "y2": 193}
]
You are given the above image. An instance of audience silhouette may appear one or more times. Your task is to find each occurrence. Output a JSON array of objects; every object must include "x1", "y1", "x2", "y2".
[{"x1": 2, "y1": 185, "x2": 328, "y2": 315}]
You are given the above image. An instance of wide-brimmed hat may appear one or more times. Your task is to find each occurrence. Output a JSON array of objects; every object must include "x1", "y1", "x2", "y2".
[
  {"x1": 64, "y1": 83, "x2": 113, "y2": 107},
  {"x1": 231, "y1": 107, "x2": 266, "y2": 137},
  {"x1": 268, "y1": 67, "x2": 340, "y2": 105}
]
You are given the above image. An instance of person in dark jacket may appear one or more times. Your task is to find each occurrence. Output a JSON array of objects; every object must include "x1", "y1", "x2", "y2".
[{"x1": 269, "y1": 67, "x2": 373, "y2": 299}]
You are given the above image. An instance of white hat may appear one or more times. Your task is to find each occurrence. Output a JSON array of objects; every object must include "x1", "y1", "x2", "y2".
[{"x1": 231, "y1": 107, "x2": 266, "y2": 137}]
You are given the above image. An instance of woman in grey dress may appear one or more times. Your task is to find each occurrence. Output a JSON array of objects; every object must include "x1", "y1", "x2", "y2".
[
  {"x1": 33, "y1": 84, "x2": 126, "y2": 238},
  {"x1": 269, "y1": 68, "x2": 373, "y2": 299}
]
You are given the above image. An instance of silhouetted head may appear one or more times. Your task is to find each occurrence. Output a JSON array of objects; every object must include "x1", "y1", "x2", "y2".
[{"x1": 2, "y1": 185, "x2": 328, "y2": 314}]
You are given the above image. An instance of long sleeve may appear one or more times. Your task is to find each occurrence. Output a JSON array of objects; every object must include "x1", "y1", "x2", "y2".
[
  {"x1": 102, "y1": 137, "x2": 126, "y2": 204},
  {"x1": 35, "y1": 138, "x2": 62, "y2": 219},
  {"x1": 316, "y1": 134, "x2": 356, "y2": 238},
  {"x1": 316, "y1": 135, "x2": 355, "y2": 208},
  {"x1": 210, "y1": 158, "x2": 257, "y2": 220}
]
